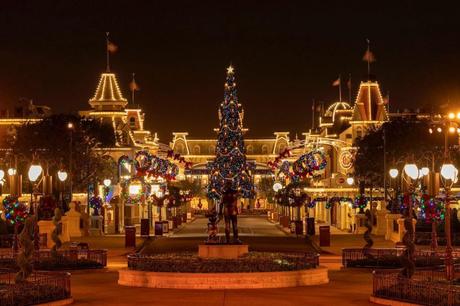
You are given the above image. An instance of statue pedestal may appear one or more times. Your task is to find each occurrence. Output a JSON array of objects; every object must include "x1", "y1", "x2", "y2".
[{"x1": 198, "y1": 244, "x2": 249, "y2": 259}]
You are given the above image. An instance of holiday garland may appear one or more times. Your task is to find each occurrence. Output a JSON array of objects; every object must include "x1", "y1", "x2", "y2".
[{"x1": 354, "y1": 194, "x2": 368, "y2": 209}]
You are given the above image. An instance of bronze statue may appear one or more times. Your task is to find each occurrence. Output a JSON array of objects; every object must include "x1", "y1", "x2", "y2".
[{"x1": 219, "y1": 187, "x2": 241, "y2": 244}]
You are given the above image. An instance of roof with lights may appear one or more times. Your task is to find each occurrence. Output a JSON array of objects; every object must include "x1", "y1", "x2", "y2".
[
  {"x1": 351, "y1": 81, "x2": 389, "y2": 122},
  {"x1": 89, "y1": 73, "x2": 128, "y2": 110},
  {"x1": 324, "y1": 102, "x2": 352, "y2": 122}
]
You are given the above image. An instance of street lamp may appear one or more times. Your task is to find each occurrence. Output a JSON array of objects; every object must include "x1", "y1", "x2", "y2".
[
  {"x1": 389, "y1": 168, "x2": 399, "y2": 179},
  {"x1": 440, "y1": 162, "x2": 458, "y2": 281},
  {"x1": 57, "y1": 170, "x2": 68, "y2": 182},
  {"x1": 0, "y1": 169, "x2": 5, "y2": 181},
  {"x1": 103, "y1": 179, "x2": 112, "y2": 187},
  {"x1": 420, "y1": 167, "x2": 429, "y2": 177},
  {"x1": 7, "y1": 167, "x2": 16, "y2": 176},
  {"x1": 273, "y1": 182, "x2": 283, "y2": 192},
  {"x1": 28, "y1": 164, "x2": 43, "y2": 182},
  {"x1": 404, "y1": 164, "x2": 419, "y2": 180}
]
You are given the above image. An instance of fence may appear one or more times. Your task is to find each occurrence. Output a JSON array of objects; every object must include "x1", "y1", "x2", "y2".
[
  {"x1": 342, "y1": 248, "x2": 460, "y2": 268},
  {"x1": 0, "y1": 269, "x2": 71, "y2": 306},
  {"x1": 0, "y1": 249, "x2": 107, "y2": 268},
  {"x1": 373, "y1": 269, "x2": 460, "y2": 306}
]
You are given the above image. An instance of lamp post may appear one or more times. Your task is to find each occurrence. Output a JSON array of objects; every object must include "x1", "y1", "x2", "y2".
[
  {"x1": 389, "y1": 168, "x2": 399, "y2": 212},
  {"x1": 67, "y1": 122, "x2": 74, "y2": 202},
  {"x1": 440, "y1": 163, "x2": 458, "y2": 281},
  {"x1": 400, "y1": 163, "x2": 420, "y2": 278},
  {"x1": 28, "y1": 160, "x2": 43, "y2": 251},
  {"x1": 57, "y1": 169, "x2": 68, "y2": 210}
]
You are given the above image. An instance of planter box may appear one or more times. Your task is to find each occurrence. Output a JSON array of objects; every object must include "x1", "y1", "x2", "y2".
[{"x1": 118, "y1": 266, "x2": 329, "y2": 289}]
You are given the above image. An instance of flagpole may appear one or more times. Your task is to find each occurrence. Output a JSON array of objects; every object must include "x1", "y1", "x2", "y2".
[
  {"x1": 338, "y1": 74, "x2": 342, "y2": 101},
  {"x1": 311, "y1": 99, "x2": 315, "y2": 130},
  {"x1": 348, "y1": 73, "x2": 352, "y2": 103},
  {"x1": 131, "y1": 73, "x2": 135, "y2": 105},
  {"x1": 366, "y1": 39, "x2": 370, "y2": 80},
  {"x1": 106, "y1": 32, "x2": 110, "y2": 72}
]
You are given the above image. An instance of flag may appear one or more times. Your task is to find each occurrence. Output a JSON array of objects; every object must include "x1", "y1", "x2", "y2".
[
  {"x1": 332, "y1": 77, "x2": 340, "y2": 86},
  {"x1": 129, "y1": 79, "x2": 140, "y2": 91},
  {"x1": 383, "y1": 95, "x2": 389, "y2": 105},
  {"x1": 362, "y1": 50, "x2": 376, "y2": 62},
  {"x1": 107, "y1": 40, "x2": 118, "y2": 53},
  {"x1": 347, "y1": 77, "x2": 352, "y2": 89}
]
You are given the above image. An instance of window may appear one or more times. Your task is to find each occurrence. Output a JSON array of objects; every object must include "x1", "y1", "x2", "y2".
[
  {"x1": 246, "y1": 145, "x2": 253, "y2": 154},
  {"x1": 193, "y1": 145, "x2": 200, "y2": 155},
  {"x1": 209, "y1": 145, "x2": 216, "y2": 154},
  {"x1": 175, "y1": 143, "x2": 186, "y2": 154},
  {"x1": 261, "y1": 145, "x2": 269, "y2": 154},
  {"x1": 129, "y1": 117, "x2": 136, "y2": 129}
]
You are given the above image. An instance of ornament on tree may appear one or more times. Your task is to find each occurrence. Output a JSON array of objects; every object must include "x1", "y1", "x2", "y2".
[{"x1": 207, "y1": 65, "x2": 254, "y2": 200}]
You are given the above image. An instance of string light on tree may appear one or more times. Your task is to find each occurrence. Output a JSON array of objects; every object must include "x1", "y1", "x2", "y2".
[{"x1": 207, "y1": 65, "x2": 254, "y2": 200}]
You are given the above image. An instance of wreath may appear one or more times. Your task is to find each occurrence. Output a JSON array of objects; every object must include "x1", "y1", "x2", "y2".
[
  {"x1": 3, "y1": 196, "x2": 29, "y2": 225},
  {"x1": 293, "y1": 150, "x2": 327, "y2": 178},
  {"x1": 134, "y1": 151, "x2": 152, "y2": 175}
]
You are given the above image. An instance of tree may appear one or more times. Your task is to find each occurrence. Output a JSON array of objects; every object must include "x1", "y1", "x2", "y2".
[
  {"x1": 207, "y1": 66, "x2": 254, "y2": 200},
  {"x1": 354, "y1": 118, "x2": 448, "y2": 186},
  {"x1": 257, "y1": 176, "x2": 275, "y2": 203},
  {"x1": 11, "y1": 114, "x2": 117, "y2": 192}
]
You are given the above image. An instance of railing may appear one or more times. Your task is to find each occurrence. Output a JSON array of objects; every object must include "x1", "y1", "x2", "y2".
[
  {"x1": 0, "y1": 249, "x2": 107, "y2": 268},
  {"x1": 373, "y1": 269, "x2": 460, "y2": 306},
  {"x1": 0, "y1": 269, "x2": 71, "y2": 306},
  {"x1": 342, "y1": 248, "x2": 460, "y2": 268}
]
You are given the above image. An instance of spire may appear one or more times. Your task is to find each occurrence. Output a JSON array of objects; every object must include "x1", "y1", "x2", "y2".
[
  {"x1": 89, "y1": 72, "x2": 128, "y2": 111},
  {"x1": 351, "y1": 80, "x2": 388, "y2": 123}
]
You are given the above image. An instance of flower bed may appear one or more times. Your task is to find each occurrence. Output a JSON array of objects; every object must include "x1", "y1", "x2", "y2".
[
  {"x1": 343, "y1": 248, "x2": 460, "y2": 268},
  {"x1": 0, "y1": 249, "x2": 107, "y2": 270},
  {"x1": 372, "y1": 269, "x2": 460, "y2": 305},
  {"x1": 0, "y1": 269, "x2": 71, "y2": 306},
  {"x1": 128, "y1": 251, "x2": 318, "y2": 273}
]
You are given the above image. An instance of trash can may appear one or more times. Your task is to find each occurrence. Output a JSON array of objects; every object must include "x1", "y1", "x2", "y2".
[
  {"x1": 125, "y1": 226, "x2": 136, "y2": 248},
  {"x1": 294, "y1": 220, "x2": 303, "y2": 235},
  {"x1": 319, "y1": 225, "x2": 330, "y2": 247},
  {"x1": 306, "y1": 217, "x2": 315, "y2": 236},
  {"x1": 154, "y1": 221, "x2": 163, "y2": 236},
  {"x1": 140, "y1": 219, "x2": 150, "y2": 237},
  {"x1": 162, "y1": 220, "x2": 169, "y2": 233}
]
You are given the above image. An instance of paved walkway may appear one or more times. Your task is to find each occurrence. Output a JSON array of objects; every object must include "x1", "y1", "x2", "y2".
[
  {"x1": 63, "y1": 217, "x2": 386, "y2": 305},
  {"x1": 172, "y1": 215, "x2": 288, "y2": 237}
]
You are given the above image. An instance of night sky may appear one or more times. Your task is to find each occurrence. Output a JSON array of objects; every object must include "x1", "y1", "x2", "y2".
[{"x1": 1, "y1": 1, "x2": 460, "y2": 141}]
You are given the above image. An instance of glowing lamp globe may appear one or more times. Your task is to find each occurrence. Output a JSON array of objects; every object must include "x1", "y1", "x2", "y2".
[
  {"x1": 7, "y1": 168, "x2": 16, "y2": 176},
  {"x1": 389, "y1": 168, "x2": 399, "y2": 178},
  {"x1": 0, "y1": 170, "x2": 5, "y2": 181},
  {"x1": 441, "y1": 164, "x2": 458, "y2": 181},
  {"x1": 57, "y1": 170, "x2": 68, "y2": 182},
  {"x1": 273, "y1": 182, "x2": 283, "y2": 192},
  {"x1": 28, "y1": 164, "x2": 43, "y2": 182},
  {"x1": 421, "y1": 167, "x2": 429, "y2": 176},
  {"x1": 404, "y1": 164, "x2": 419, "y2": 180},
  {"x1": 103, "y1": 179, "x2": 111, "y2": 187},
  {"x1": 346, "y1": 177, "x2": 354, "y2": 185}
]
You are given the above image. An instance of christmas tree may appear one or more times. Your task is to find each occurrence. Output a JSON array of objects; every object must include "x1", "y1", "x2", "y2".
[{"x1": 207, "y1": 65, "x2": 254, "y2": 200}]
